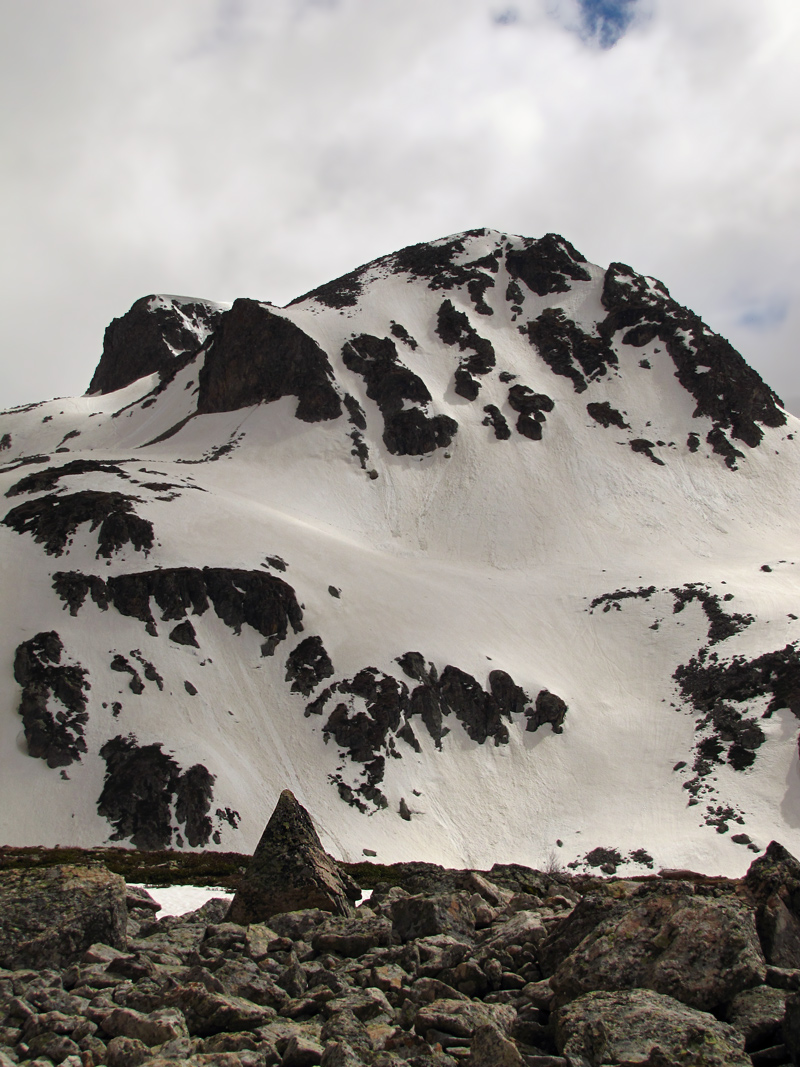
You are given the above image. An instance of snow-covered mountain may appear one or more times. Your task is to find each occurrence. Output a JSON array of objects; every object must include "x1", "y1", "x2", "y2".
[{"x1": 2, "y1": 228, "x2": 798, "y2": 878}]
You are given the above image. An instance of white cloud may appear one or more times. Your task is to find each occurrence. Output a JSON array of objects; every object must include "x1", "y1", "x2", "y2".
[{"x1": 1, "y1": 0, "x2": 798, "y2": 407}]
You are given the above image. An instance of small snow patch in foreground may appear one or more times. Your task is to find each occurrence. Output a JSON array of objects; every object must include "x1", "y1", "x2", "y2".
[{"x1": 132, "y1": 884, "x2": 234, "y2": 918}]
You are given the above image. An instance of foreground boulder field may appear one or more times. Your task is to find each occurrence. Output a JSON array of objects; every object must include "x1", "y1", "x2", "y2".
[
  {"x1": 6, "y1": 796, "x2": 800, "y2": 1066},
  {"x1": 2, "y1": 228, "x2": 800, "y2": 874}
]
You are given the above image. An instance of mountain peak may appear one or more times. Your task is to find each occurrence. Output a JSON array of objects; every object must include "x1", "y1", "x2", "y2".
[{"x1": 0, "y1": 229, "x2": 798, "y2": 877}]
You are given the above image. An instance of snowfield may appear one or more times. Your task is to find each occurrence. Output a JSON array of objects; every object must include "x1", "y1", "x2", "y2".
[{"x1": 1, "y1": 228, "x2": 798, "y2": 878}]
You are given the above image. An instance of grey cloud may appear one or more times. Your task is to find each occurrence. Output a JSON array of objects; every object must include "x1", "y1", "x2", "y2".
[{"x1": 1, "y1": 0, "x2": 798, "y2": 410}]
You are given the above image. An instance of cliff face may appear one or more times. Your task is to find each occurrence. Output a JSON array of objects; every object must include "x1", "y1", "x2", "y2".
[
  {"x1": 88, "y1": 296, "x2": 225, "y2": 396},
  {"x1": 0, "y1": 228, "x2": 798, "y2": 876}
]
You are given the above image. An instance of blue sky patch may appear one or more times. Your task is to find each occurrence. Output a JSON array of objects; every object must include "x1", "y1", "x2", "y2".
[
  {"x1": 493, "y1": 7, "x2": 520, "y2": 25},
  {"x1": 737, "y1": 297, "x2": 789, "y2": 332},
  {"x1": 577, "y1": 0, "x2": 639, "y2": 48}
]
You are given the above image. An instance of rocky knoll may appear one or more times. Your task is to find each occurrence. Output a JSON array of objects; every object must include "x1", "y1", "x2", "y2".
[{"x1": 7, "y1": 834, "x2": 800, "y2": 1066}]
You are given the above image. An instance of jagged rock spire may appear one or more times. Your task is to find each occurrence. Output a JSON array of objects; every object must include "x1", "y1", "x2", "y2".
[{"x1": 227, "y1": 789, "x2": 360, "y2": 924}]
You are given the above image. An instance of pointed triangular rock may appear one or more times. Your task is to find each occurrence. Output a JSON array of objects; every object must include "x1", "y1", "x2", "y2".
[
  {"x1": 227, "y1": 789, "x2": 360, "y2": 923},
  {"x1": 744, "y1": 841, "x2": 800, "y2": 967}
]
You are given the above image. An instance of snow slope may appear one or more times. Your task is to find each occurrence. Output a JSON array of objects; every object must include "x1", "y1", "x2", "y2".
[{"x1": 1, "y1": 228, "x2": 798, "y2": 878}]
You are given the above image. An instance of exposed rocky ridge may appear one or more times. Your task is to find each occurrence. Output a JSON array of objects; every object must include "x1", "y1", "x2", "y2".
[
  {"x1": 600, "y1": 261, "x2": 786, "y2": 450},
  {"x1": 5, "y1": 838, "x2": 800, "y2": 1067},
  {"x1": 281, "y1": 228, "x2": 785, "y2": 466}
]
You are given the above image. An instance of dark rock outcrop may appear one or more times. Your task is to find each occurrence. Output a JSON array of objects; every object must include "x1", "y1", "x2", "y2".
[
  {"x1": 436, "y1": 299, "x2": 496, "y2": 400},
  {"x1": 52, "y1": 566, "x2": 303, "y2": 648},
  {"x1": 521, "y1": 309, "x2": 618, "y2": 393},
  {"x1": 197, "y1": 299, "x2": 342, "y2": 422},
  {"x1": 586, "y1": 400, "x2": 629, "y2": 429},
  {"x1": 227, "y1": 790, "x2": 360, "y2": 924},
  {"x1": 342, "y1": 334, "x2": 457, "y2": 456},
  {"x1": 169, "y1": 620, "x2": 199, "y2": 647},
  {"x1": 88, "y1": 296, "x2": 222, "y2": 395},
  {"x1": 285, "y1": 637, "x2": 335, "y2": 696},
  {"x1": 0, "y1": 864, "x2": 127, "y2": 969},
  {"x1": 507, "y1": 385, "x2": 554, "y2": 440},
  {"x1": 481, "y1": 404, "x2": 511, "y2": 440},
  {"x1": 5, "y1": 458, "x2": 131, "y2": 498},
  {"x1": 437, "y1": 665, "x2": 511, "y2": 745},
  {"x1": 52, "y1": 571, "x2": 110, "y2": 615},
  {"x1": 505, "y1": 233, "x2": 592, "y2": 297},
  {"x1": 671, "y1": 582, "x2": 754, "y2": 645},
  {"x1": 390, "y1": 230, "x2": 498, "y2": 315},
  {"x1": 601, "y1": 260, "x2": 785, "y2": 449},
  {"x1": 98, "y1": 735, "x2": 216, "y2": 850},
  {"x1": 554, "y1": 988, "x2": 750, "y2": 1066},
  {"x1": 3, "y1": 491, "x2": 154, "y2": 558},
  {"x1": 13, "y1": 631, "x2": 89, "y2": 768},
  {"x1": 311, "y1": 658, "x2": 562, "y2": 811},
  {"x1": 674, "y1": 645, "x2": 800, "y2": 735},
  {"x1": 526, "y1": 690, "x2": 568, "y2": 734}
]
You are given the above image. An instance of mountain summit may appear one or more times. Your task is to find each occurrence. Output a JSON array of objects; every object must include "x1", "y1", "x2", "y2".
[{"x1": 1, "y1": 228, "x2": 798, "y2": 877}]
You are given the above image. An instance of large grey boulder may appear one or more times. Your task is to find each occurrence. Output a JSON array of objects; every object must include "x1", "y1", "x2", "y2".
[
  {"x1": 782, "y1": 990, "x2": 800, "y2": 1065},
  {"x1": 470, "y1": 1023, "x2": 526, "y2": 1067},
  {"x1": 537, "y1": 894, "x2": 620, "y2": 976},
  {"x1": 725, "y1": 985, "x2": 786, "y2": 1052},
  {"x1": 413, "y1": 998, "x2": 516, "y2": 1041},
  {"x1": 311, "y1": 915, "x2": 393, "y2": 957},
  {"x1": 100, "y1": 1007, "x2": 188, "y2": 1047},
  {"x1": 550, "y1": 885, "x2": 766, "y2": 1012},
  {"x1": 0, "y1": 864, "x2": 127, "y2": 969},
  {"x1": 164, "y1": 983, "x2": 277, "y2": 1036},
  {"x1": 227, "y1": 789, "x2": 360, "y2": 924},
  {"x1": 554, "y1": 988, "x2": 751, "y2": 1066},
  {"x1": 390, "y1": 893, "x2": 476, "y2": 942},
  {"x1": 745, "y1": 841, "x2": 800, "y2": 967}
]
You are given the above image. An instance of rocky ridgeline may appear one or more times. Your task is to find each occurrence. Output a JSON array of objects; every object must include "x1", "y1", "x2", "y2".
[{"x1": 4, "y1": 795, "x2": 800, "y2": 1067}]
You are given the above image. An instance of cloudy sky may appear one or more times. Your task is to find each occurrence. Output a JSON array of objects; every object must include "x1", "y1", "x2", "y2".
[{"x1": 2, "y1": 0, "x2": 799, "y2": 410}]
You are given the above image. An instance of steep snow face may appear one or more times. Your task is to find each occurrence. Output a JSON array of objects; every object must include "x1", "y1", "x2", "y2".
[{"x1": 1, "y1": 228, "x2": 798, "y2": 878}]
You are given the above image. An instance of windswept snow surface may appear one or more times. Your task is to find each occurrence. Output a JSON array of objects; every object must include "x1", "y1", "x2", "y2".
[{"x1": 1, "y1": 228, "x2": 798, "y2": 878}]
